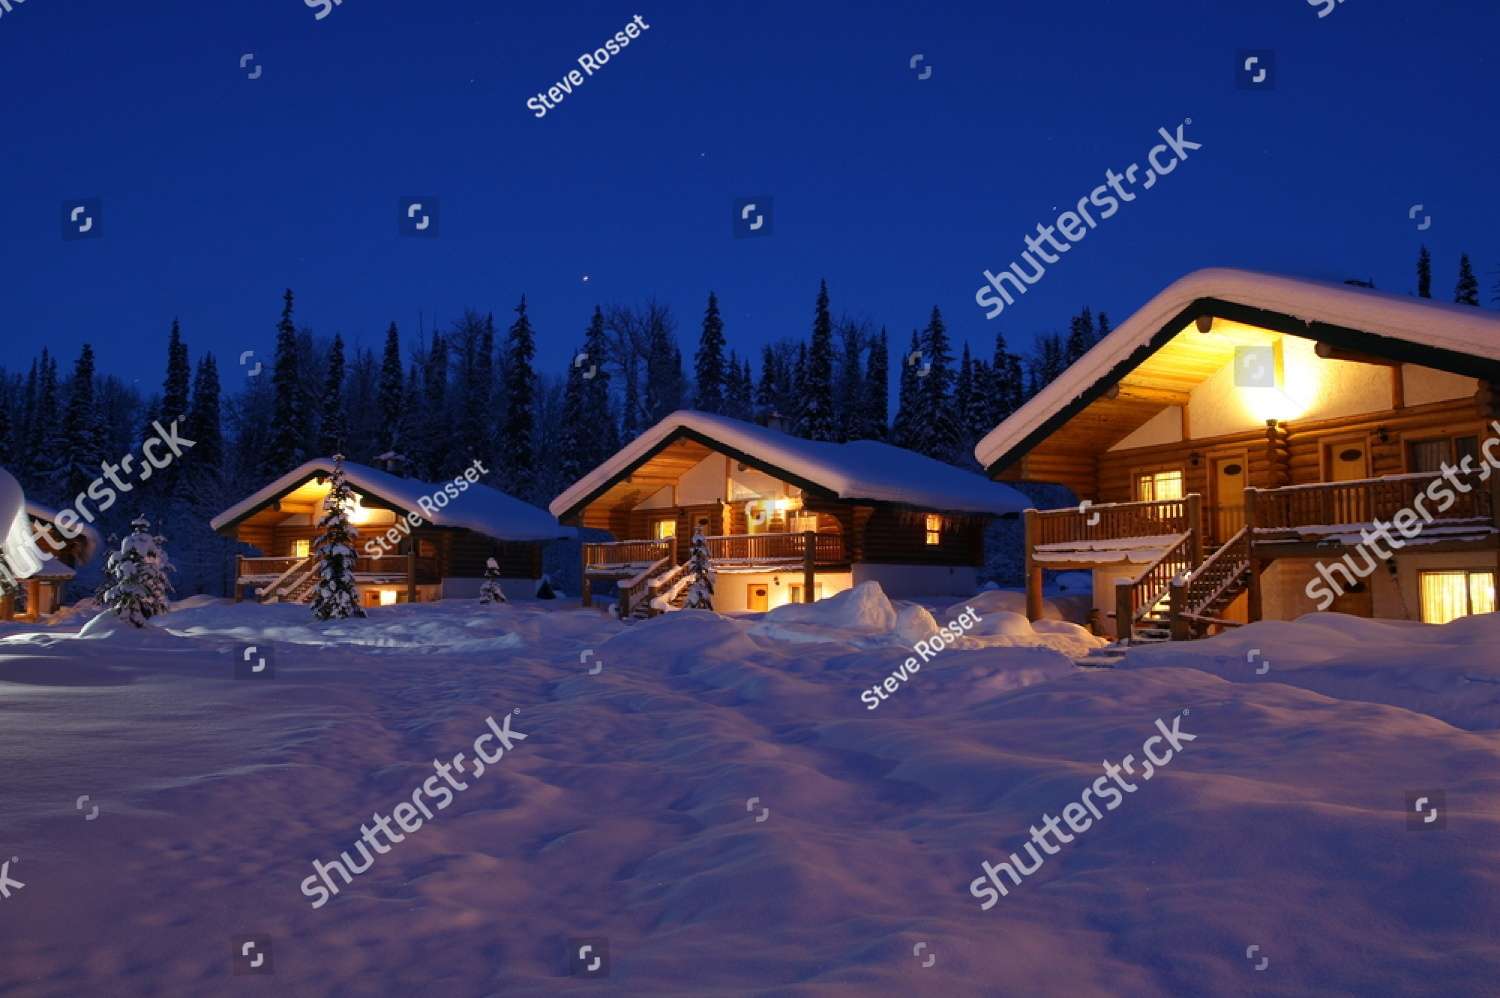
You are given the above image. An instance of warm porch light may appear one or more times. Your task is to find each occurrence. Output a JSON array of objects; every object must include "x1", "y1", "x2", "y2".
[
  {"x1": 378, "y1": 589, "x2": 398, "y2": 606},
  {"x1": 344, "y1": 492, "x2": 375, "y2": 525}
]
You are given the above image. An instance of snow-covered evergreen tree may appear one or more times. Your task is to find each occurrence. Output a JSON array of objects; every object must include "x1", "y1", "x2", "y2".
[
  {"x1": 1416, "y1": 246, "x2": 1432, "y2": 299},
  {"x1": 911, "y1": 306, "x2": 961, "y2": 463},
  {"x1": 61, "y1": 343, "x2": 104, "y2": 499},
  {"x1": 102, "y1": 516, "x2": 172, "y2": 626},
  {"x1": 581, "y1": 306, "x2": 618, "y2": 464},
  {"x1": 858, "y1": 327, "x2": 889, "y2": 441},
  {"x1": 310, "y1": 456, "x2": 366, "y2": 620},
  {"x1": 377, "y1": 322, "x2": 405, "y2": 454},
  {"x1": 684, "y1": 531, "x2": 714, "y2": 610},
  {"x1": 534, "y1": 573, "x2": 557, "y2": 600},
  {"x1": 479, "y1": 557, "x2": 508, "y2": 604},
  {"x1": 891, "y1": 329, "x2": 920, "y2": 449}
]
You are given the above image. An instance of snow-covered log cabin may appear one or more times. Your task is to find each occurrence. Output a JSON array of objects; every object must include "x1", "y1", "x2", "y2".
[
  {"x1": 975, "y1": 269, "x2": 1500, "y2": 640},
  {"x1": 0, "y1": 491, "x2": 104, "y2": 622},
  {"x1": 211, "y1": 458, "x2": 574, "y2": 606},
  {"x1": 549, "y1": 411, "x2": 1029, "y2": 615}
]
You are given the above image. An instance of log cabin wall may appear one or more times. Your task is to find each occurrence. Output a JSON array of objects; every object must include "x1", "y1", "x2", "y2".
[
  {"x1": 438, "y1": 529, "x2": 541, "y2": 578},
  {"x1": 1095, "y1": 397, "x2": 1484, "y2": 503},
  {"x1": 858, "y1": 507, "x2": 985, "y2": 566}
]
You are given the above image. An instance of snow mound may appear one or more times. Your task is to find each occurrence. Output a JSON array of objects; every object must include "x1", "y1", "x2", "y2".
[
  {"x1": 762, "y1": 581, "x2": 897, "y2": 631},
  {"x1": 894, "y1": 603, "x2": 939, "y2": 643},
  {"x1": 966, "y1": 609, "x2": 1035, "y2": 637}
]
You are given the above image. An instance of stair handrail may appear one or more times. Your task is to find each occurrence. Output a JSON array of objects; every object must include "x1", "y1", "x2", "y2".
[
  {"x1": 618, "y1": 556, "x2": 671, "y2": 618},
  {"x1": 260, "y1": 556, "x2": 312, "y2": 601},
  {"x1": 1113, "y1": 531, "x2": 1194, "y2": 640},
  {"x1": 1178, "y1": 526, "x2": 1251, "y2": 620}
]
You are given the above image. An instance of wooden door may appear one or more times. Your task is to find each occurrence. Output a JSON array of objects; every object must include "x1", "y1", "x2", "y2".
[
  {"x1": 1325, "y1": 438, "x2": 1371, "y2": 523},
  {"x1": 747, "y1": 584, "x2": 768, "y2": 612},
  {"x1": 1209, "y1": 454, "x2": 1247, "y2": 542}
]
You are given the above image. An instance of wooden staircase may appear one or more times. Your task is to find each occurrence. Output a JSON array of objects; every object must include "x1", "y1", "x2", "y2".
[
  {"x1": 1170, "y1": 527, "x2": 1253, "y2": 639},
  {"x1": 258, "y1": 557, "x2": 316, "y2": 604}
]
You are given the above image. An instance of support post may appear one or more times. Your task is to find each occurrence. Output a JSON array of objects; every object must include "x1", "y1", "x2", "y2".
[
  {"x1": 1244, "y1": 487, "x2": 1263, "y2": 623},
  {"x1": 1186, "y1": 493, "x2": 1203, "y2": 567},
  {"x1": 1169, "y1": 578, "x2": 1189, "y2": 641},
  {"x1": 580, "y1": 546, "x2": 592, "y2": 608},
  {"x1": 802, "y1": 531, "x2": 816, "y2": 603},
  {"x1": 25, "y1": 579, "x2": 40, "y2": 622},
  {"x1": 234, "y1": 555, "x2": 244, "y2": 603},
  {"x1": 406, "y1": 547, "x2": 417, "y2": 604},
  {"x1": 1115, "y1": 579, "x2": 1133, "y2": 643},
  {"x1": 1024, "y1": 509, "x2": 1043, "y2": 622},
  {"x1": 0, "y1": 593, "x2": 13, "y2": 621}
]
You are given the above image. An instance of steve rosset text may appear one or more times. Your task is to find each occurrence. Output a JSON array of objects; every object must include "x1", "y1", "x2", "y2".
[{"x1": 527, "y1": 15, "x2": 652, "y2": 119}]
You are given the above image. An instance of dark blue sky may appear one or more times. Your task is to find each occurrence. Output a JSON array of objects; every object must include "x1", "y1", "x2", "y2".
[{"x1": 3, "y1": 0, "x2": 1495, "y2": 391}]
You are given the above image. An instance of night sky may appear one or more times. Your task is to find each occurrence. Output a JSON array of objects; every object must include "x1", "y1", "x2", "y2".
[{"x1": 3, "y1": 0, "x2": 1495, "y2": 391}]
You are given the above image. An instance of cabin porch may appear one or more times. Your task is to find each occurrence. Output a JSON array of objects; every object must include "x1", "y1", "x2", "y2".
[
  {"x1": 1024, "y1": 470, "x2": 1500, "y2": 641},
  {"x1": 581, "y1": 530, "x2": 850, "y2": 617}
]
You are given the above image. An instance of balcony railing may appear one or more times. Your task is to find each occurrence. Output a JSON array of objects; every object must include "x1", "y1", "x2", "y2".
[
  {"x1": 705, "y1": 531, "x2": 845, "y2": 564},
  {"x1": 584, "y1": 538, "x2": 675, "y2": 572},
  {"x1": 1029, "y1": 496, "x2": 1195, "y2": 547},
  {"x1": 1251, "y1": 471, "x2": 1494, "y2": 532}
]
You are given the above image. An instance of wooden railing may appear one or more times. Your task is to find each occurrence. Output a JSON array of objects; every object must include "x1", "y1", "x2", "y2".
[
  {"x1": 705, "y1": 531, "x2": 845, "y2": 564},
  {"x1": 584, "y1": 539, "x2": 674, "y2": 571},
  {"x1": 1031, "y1": 496, "x2": 1196, "y2": 547},
  {"x1": 1251, "y1": 472, "x2": 1494, "y2": 530},
  {"x1": 1171, "y1": 526, "x2": 1251, "y2": 638},
  {"x1": 618, "y1": 557, "x2": 672, "y2": 618},
  {"x1": 238, "y1": 556, "x2": 306, "y2": 578},
  {"x1": 1114, "y1": 531, "x2": 1194, "y2": 641}
]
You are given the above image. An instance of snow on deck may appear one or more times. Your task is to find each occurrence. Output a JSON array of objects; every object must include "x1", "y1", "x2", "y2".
[
  {"x1": 1, "y1": 594, "x2": 1497, "y2": 994},
  {"x1": 551, "y1": 409, "x2": 1031, "y2": 519},
  {"x1": 1034, "y1": 532, "x2": 1183, "y2": 565}
]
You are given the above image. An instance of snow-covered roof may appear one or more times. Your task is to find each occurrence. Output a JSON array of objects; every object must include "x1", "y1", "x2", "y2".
[
  {"x1": 550, "y1": 410, "x2": 1031, "y2": 519},
  {"x1": 26, "y1": 500, "x2": 104, "y2": 564},
  {"x1": 975, "y1": 268, "x2": 1500, "y2": 471},
  {"x1": 210, "y1": 459, "x2": 575, "y2": 542}
]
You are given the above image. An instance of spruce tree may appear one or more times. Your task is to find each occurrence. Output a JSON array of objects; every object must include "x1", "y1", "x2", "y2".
[
  {"x1": 684, "y1": 531, "x2": 714, "y2": 610},
  {"x1": 835, "y1": 319, "x2": 865, "y2": 441},
  {"x1": 991, "y1": 331, "x2": 1025, "y2": 422},
  {"x1": 420, "y1": 331, "x2": 450, "y2": 478},
  {"x1": 500, "y1": 297, "x2": 537, "y2": 497},
  {"x1": 965, "y1": 358, "x2": 993, "y2": 449},
  {"x1": 479, "y1": 557, "x2": 508, "y2": 604},
  {"x1": 557, "y1": 341, "x2": 588, "y2": 487},
  {"x1": 581, "y1": 306, "x2": 617, "y2": 463},
  {"x1": 61, "y1": 344, "x2": 103, "y2": 499},
  {"x1": 799, "y1": 281, "x2": 837, "y2": 440},
  {"x1": 377, "y1": 322, "x2": 404, "y2": 455},
  {"x1": 457, "y1": 314, "x2": 495, "y2": 470},
  {"x1": 310, "y1": 455, "x2": 366, "y2": 619},
  {"x1": 1456, "y1": 253, "x2": 1480, "y2": 306},
  {"x1": 860, "y1": 327, "x2": 889, "y2": 440},
  {"x1": 267, "y1": 290, "x2": 306, "y2": 477},
  {"x1": 185, "y1": 354, "x2": 223, "y2": 484},
  {"x1": 756, "y1": 345, "x2": 781, "y2": 424},
  {"x1": 913, "y1": 306, "x2": 961, "y2": 463},
  {"x1": 1417, "y1": 246, "x2": 1432, "y2": 298},
  {"x1": 891, "y1": 330, "x2": 920, "y2": 448},
  {"x1": 318, "y1": 333, "x2": 348, "y2": 457},
  {"x1": 31, "y1": 350, "x2": 63, "y2": 493},
  {"x1": 162, "y1": 320, "x2": 191, "y2": 424},
  {"x1": 955, "y1": 344, "x2": 974, "y2": 446},
  {"x1": 1065, "y1": 307, "x2": 1096, "y2": 363},
  {"x1": 693, "y1": 291, "x2": 727, "y2": 413}
]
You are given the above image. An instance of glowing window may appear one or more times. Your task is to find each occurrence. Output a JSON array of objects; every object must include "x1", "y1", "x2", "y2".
[
  {"x1": 925, "y1": 514, "x2": 941, "y2": 546},
  {"x1": 1136, "y1": 470, "x2": 1184, "y2": 502},
  {"x1": 378, "y1": 589, "x2": 399, "y2": 606},
  {"x1": 292, "y1": 539, "x2": 310, "y2": 558},
  {"x1": 654, "y1": 519, "x2": 677, "y2": 540},
  {"x1": 1419, "y1": 570, "x2": 1496, "y2": 625}
]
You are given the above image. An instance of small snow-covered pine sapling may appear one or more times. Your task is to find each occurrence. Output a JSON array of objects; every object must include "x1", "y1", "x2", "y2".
[
  {"x1": 685, "y1": 531, "x2": 714, "y2": 610},
  {"x1": 103, "y1": 516, "x2": 173, "y2": 626},
  {"x1": 311, "y1": 455, "x2": 367, "y2": 620},
  {"x1": 534, "y1": 573, "x2": 556, "y2": 600},
  {"x1": 479, "y1": 556, "x2": 508, "y2": 604}
]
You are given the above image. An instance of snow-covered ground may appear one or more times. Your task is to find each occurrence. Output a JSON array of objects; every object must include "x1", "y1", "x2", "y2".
[{"x1": 1, "y1": 588, "x2": 1496, "y2": 996}]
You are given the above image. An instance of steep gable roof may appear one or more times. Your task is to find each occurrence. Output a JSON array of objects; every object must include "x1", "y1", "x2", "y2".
[
  {"x1": 975, "y1": 268, "x2": 1500, "y2": 474},
  {"x1": 210, "y1": 459, "x2": 574, "y2": 542},
  {"x1": 550, "y1": 410, "x2": 1031, "y2": 521}
]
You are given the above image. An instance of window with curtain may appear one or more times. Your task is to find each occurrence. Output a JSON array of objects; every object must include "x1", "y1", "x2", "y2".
[
  {"x1": 1419, "y1": 570, "x2": 1496, "y2": 624},
  {"x1": 925, "y1": 514, "x2": 941, "y2": 545},
  {"x1": 1409, "y1": 435, "x2": 1481, "y2": 474}
]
